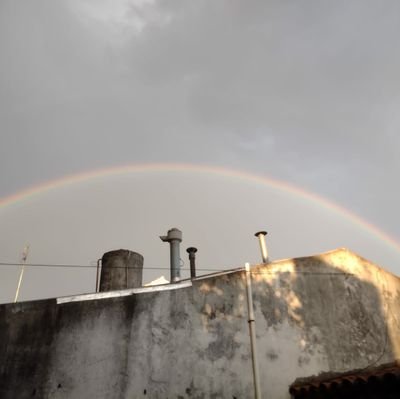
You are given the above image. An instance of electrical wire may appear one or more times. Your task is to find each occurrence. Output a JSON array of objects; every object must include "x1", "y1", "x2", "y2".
[
  {"x1": 0, "y1": 262, "x2": 219, "y2": 271},
  {"x1": 0, "y1": 261, "x2": 353, "y2": 275}
]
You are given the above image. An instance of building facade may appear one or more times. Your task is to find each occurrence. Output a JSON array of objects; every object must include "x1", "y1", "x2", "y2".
[{"x1": 1, "y1": 248, "x2": 399, "y2": 398}]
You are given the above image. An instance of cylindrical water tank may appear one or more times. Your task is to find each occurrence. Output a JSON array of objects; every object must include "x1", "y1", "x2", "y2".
[{"x1": 99, "y1": 249, "x2": 143, "y2": 292}]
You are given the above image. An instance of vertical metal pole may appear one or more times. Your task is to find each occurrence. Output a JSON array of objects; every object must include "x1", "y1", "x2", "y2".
[
  {"x1": 245, "y1": 262, "x2": 262, "y2": 399},
  {"x1": 95, "y1": 258, "x2": 101, "y2": 293},
  {"x1": 14, "y1": 245, "x2": 30, "y2": 303}
]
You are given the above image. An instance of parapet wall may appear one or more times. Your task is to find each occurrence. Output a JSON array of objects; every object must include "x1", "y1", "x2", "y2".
[{"x1": 1, "y1": 249, "x2": 399, "y2": 399}]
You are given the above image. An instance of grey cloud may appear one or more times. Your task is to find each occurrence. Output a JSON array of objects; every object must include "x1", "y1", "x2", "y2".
[{"x1": 0, "y1": 0, "x2": 399, "y2": 239}]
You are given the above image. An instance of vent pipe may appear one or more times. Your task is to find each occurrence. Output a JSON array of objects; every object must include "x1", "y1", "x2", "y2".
[
  {"x1": 254, "y1": 231, "x2": 269, "y2": 263},
  {"x1": 160, "y1": 228, "x2": 182, "y2": 282},
  {"x1": 186, "y1": 247, "x2": 197, "y2": 279},
  {"x1": 99, "y1": 249, "x2": 143, "y2": 292}
]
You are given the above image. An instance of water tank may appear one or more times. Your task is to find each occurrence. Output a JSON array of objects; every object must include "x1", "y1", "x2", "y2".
[{"x1": 99, "y1": 249, "x2": 143, "y2": 292}]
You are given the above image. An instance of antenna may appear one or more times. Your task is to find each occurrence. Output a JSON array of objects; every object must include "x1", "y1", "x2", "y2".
[{"x1": 14, "y1": 244, "x2": 30, "y2": 303}]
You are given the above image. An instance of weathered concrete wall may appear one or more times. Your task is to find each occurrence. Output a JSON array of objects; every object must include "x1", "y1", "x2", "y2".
[{"x1": 0, "y1": 248, "x2": 399, "y2": 399}]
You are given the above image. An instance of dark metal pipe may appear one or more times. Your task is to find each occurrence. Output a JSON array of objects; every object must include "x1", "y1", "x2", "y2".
[{"x1": 186, "y1": 247, "x2": 197, "y2": 279}]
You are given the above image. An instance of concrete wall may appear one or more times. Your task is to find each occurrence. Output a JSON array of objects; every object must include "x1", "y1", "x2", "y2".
[{"x1": 1, "y1": 248, "x2": 399, "y2": 398}]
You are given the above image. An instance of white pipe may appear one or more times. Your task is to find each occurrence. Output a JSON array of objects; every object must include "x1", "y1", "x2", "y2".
[
  {"x1": 245, "y1": 262, "x2": 262, "y2": 399},
  {"x1": 255, "y1": 231, "x2": 269, "y2": 263},
  {"x1": 14, "y1": 245, "x2": 30, "y2": 303}
]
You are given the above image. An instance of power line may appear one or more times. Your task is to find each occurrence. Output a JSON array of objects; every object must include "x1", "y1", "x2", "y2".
[
  {"x1": 0, "y1": 262, "x2": 353, "y2": 275},
  {"x1": 0, "y1": 262, "x2": 215, "y2": 271},
  {"x1": 0, "y1": 262, "x2": 182, "y2": 270}
]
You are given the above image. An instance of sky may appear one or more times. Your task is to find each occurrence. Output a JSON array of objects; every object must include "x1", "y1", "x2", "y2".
[{"x1": 0, "y1": 0, "x2": 399, "y2": 303}]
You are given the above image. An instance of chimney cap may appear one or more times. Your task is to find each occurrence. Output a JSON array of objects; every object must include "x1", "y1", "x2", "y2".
[
  {"x1": 160, "y1": 227, "x2": 182, "y2": 242},
  {"x1": 254, "y1": 231, "x2": 268, "y2": 237},
  {"x1": 186, "y1": 247, "x2": 198, "y2": 253}
]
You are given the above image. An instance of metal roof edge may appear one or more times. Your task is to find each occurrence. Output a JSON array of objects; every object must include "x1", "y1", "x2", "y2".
[{"x1": 56, "y1": 280, "x2": 192, "y2": 304}]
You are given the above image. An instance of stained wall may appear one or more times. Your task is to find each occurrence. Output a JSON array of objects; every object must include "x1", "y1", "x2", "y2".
[{"x1": 1, "y1": 249, "x2": 399, "y2": 399}]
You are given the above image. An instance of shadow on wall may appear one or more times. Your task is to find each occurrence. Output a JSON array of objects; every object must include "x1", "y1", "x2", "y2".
[
  {"x1": 195, "y1": 273, "x2": 248, "y2": 361},
  {"x1": 0, "y1": 249, "x2": 399, "y2": 399},
  {"x1": 250, "y1": 249, "x2": 399, "y2": 396}
]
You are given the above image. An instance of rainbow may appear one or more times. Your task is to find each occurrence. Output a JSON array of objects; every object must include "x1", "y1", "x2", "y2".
[{"x1": 0, "y1": 162, "x2": 399, "y2": 252}]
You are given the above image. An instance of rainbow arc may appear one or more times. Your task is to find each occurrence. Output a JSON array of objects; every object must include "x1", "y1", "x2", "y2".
[{"x1": 0, "y1": 163, "x2": 398, "y2": 252}]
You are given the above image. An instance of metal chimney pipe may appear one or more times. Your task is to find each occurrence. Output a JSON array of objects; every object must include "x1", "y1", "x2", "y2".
[
  {"x1": 186, "y1": 247, "x2": 197, "y2": 279},
  {"x1": 254, "y1": 231, "x2": 269, "y2": 263},
  {"x1": 160, "y1": 228, "x2": 182, "y2": 282}
]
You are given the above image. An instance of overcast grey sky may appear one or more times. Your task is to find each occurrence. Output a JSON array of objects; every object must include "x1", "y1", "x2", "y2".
[{"x1": 0, "y1": 0, "x2": 399, "y2": 303}]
